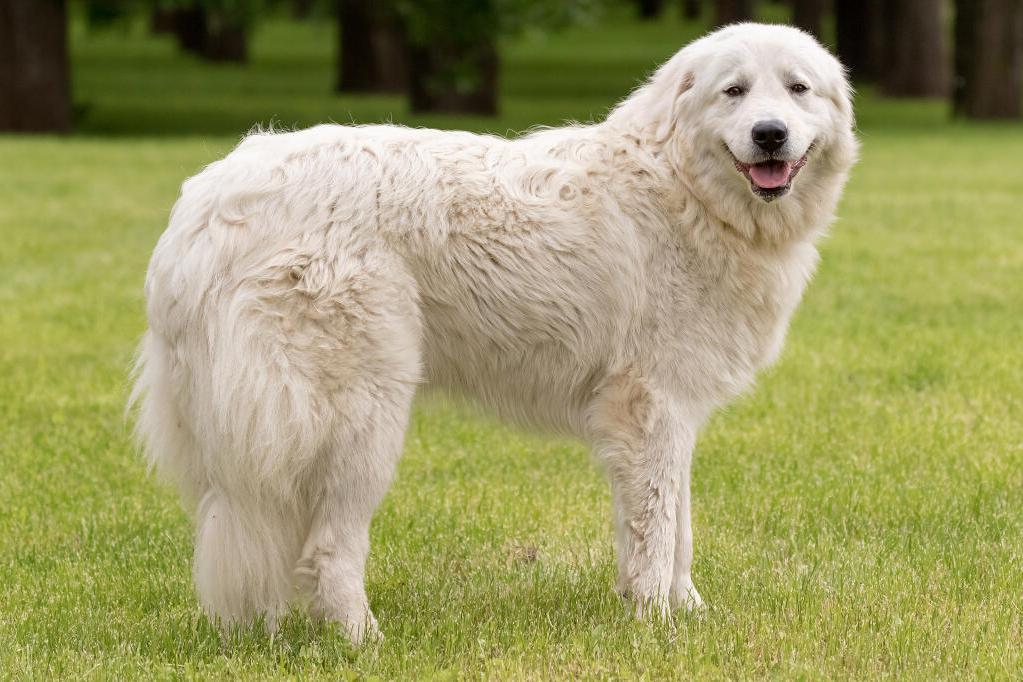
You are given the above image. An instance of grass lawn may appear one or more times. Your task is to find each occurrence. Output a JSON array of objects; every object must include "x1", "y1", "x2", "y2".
[{"x1": 3, "y1": 8, "x2": 1023, "y2": 679}]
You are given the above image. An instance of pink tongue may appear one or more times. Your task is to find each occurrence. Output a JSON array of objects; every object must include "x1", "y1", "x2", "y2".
[{"x1": 748, "y1": 161, "x2": 793, "y2": 189}]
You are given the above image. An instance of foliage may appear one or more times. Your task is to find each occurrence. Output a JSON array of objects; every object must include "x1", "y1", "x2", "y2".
[
  {"x1": 80, "y1": 0, "x2": 267, "y2": 27},
  {"x1": 395, "y1": 0, "x2": 605, "y2": 48},
  {"x1": 182, "y1": 0, "x2": 265, "y2": 26}
]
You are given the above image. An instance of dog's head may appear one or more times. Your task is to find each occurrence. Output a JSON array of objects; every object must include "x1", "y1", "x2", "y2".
[{"x1": 612, "y1": 24, "x2": 858, "y2": 240}]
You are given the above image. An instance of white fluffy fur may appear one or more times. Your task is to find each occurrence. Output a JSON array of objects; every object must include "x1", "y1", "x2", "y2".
[{"x1": 131, "y1": 24, "x2": 857, "y2": 642}]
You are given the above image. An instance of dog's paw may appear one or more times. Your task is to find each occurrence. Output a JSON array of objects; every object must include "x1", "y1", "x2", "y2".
[
  {"x1": 311, "y1": 601, "x2": 382, "y2": 647},
  {"x1": 670, "y1": 577, "x2": 705, "y2": 613},
  {"x1": 632, "y1": 595, "x2": 672, "y2": 621},
  {"x1": 340, "y1": 611, "x2": 382, "y2": 647}
]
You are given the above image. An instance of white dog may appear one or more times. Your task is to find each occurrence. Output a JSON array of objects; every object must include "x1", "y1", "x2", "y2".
[{"x1": 131, "y1": 23, "x2": 857, "y2": 642}]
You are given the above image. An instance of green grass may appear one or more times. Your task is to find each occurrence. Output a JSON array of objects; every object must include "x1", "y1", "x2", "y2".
[{"x1": 3, "y1": 8, "x2": 1023, "y2": 680}]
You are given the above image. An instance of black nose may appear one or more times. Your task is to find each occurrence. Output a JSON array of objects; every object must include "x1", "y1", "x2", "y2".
[{"x1": 751, "y1": 120, "x2": 788, "y2": 153}]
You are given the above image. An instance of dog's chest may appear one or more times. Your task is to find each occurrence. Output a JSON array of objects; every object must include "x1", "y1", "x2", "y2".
[{"x1": 654, "y1": 241, "x2": 819, "y2": 404}]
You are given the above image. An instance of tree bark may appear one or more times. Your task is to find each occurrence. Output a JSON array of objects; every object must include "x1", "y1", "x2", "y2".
[
  {"x1": 637, "y1": 0, "x2": 666, "y2": 19},
  {"x1": 337, "y1": 0, "x2": 408, "y2": 93},
  {"x1": 715, "y1": 0, "x2": 756, "y2": 26},
  {"x1": 792, "y1": 0, "x2": 828, "y2": 38},
  {"x1": 408, "y1": 40, "x2": 499, "y2": 115},
  {"x1": 0, "y1": 0, "x2": 72, "y2": 133},
  {"x1": 954, "y1": 0, "x2": 1023, "y2": 119},
  {"x1": 835, "y1": 0, "x2": 883, "y2": 82},
  {"x1": 681, "y1": 0, "x2": 702, "y2": 20},
  {"x1": 879, "y1": 0, "x2": 949, "y2": 97}
]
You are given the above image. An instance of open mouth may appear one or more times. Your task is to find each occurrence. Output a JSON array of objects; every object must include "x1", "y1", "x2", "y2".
[{"x1": 729, "y1": 147, "x2": 811, "y2": 202}]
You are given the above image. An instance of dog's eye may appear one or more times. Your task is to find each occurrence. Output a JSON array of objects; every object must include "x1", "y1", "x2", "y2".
[
  {"x1": 790, "y1": 83, "x2": 809, "y2": 94},
  {"x1": 724, "y1": 86, "x2": 745, "y2": 97}
]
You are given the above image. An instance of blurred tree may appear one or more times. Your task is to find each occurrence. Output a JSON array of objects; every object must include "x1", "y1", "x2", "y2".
[
  {"x1": 635, "y1": 0, "x2": 666, "y2": 19},
  {"x1": 291, "y1": 0, "x2": 314, "y2": 18},
  {"x1": 163, "y1": 3, "x2": 208, "y2": 53},
  {"x1": 0, "y1": 0, "x2": 72, "y2": 133},
  {"x1": 681, "y1": 0, "x2": 701, "y2": 20},
  {"x1": 834, "y1": 0, "x2": 882, "y2": 82},
  {"x1": 396, "y1": 0, "x2": 596, "y2": 115},
  {"x1": 153, "y1": 0, "x2": 256, "y2": 62},
  {"x1": 879, "y1": 0, "x2": 948, "y2": 97},
  {"x1": 85, "y1": 0, "x2": 127, "y2": 28},
  {"x1": 201, "y1": 2, "x2": 251, "y2": 61},
  {"x1": 791, "y1": 0, "x2": 827, "y2": 38},
  {"x1": 337, "y1": 0, "x2": 407, "y2": 93},
  {"x1": 151, "y1": 4, "x2": 178, "y2": 33},
  {"x1": 403, "y1": 2, "x2": 498, "y2": 115},
  {"x1": 954, "y1": 0, "x2": 1023, "y2": 119},
  {"x1": 715, "y1": 0, "x2": 755, "y2": 26}
]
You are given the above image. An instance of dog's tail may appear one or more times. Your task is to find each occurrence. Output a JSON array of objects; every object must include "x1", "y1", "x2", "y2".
[
  {"x1": 128, "y1": 330, "x2": 204, "y2": 501},
  {"x1": 129, "y1": 329, "x2": 303, "y2": 629},
  {"x1": 193, "y1": 490, "x2": 298, "y2": 629}
]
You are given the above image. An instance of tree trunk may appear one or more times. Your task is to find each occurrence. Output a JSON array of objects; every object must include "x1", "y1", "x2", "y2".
[
  {"x1": 954, "y1": 0, "x2": 1023, "y2": 119},
  {"x1": 170, "y1": 4, "x2": 248, "y2": 63},
  {"x1": 0, "y1": 0, "x2": 72, "y2": 133},
  {"x1": 151, "y1": 6, "x2": 177, "y2": 34},
  {"x1": 337, "y1": 0, "x2": 408, "y2": 93},
  {"x1": 408, "y1": 40, "x2": 499, "y2": 115},
  {"x1": 681, "y1": 0, "x2": 702, "y2": 20},
  {"x1": 201, "y1": 15, "x2": 248, "y2": 63},
  {"x1": 792, "y1": 0, "x2": 828, "y2": 38},
  {"x1": 715, "y1": 0, "x2": 756, "y2": 26},
  {"x1": 292, "y1": 0, "x2": 315, "y2": 19},
  {"x1": 637, "y1": 0, "x2": 666, "y2": 19},
  {"x1": 879, "y1": 0, "x2": 949, "y2": 97},
  {"x1": 835, "y1": 0, "x2": 883, "y2": 82},
  {"x1": 173, "y1": 5, "x2": 208, "y2": 55}
]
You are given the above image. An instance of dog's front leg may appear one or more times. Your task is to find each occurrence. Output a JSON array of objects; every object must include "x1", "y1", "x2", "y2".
[
  {"x1": 670, "y1": 442, "x2": 703, "y2": 611},
  {"x1": 588, "y1": 375, "x2": 694, "y2": 619}
]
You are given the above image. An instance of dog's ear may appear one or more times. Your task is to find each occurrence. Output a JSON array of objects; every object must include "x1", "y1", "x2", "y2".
[
  {"x1": 821, "y1": 53, "x2": 855, "y2": 126},
  {"x1": 606, "y1": 49, "x2": 697, "y2": 142},
  {"x1": 654, "y1": 71, "x2": 696, "y2": 143},
  {"x1": 834, "y1": 72, "x2": 855, "y2": 125}
]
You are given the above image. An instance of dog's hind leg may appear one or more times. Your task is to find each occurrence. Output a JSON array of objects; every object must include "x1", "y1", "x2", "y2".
[
  {"x1": 296, "y1": 373, "x2": 416, "y2": 644},
  {"x1": 587, "y1": 372, "x2": 694, "y2": 619},
  {"x1": 184, "y1": 243, "x2": 419, "y2": 638},
  {"x1": 269, "y1": 247, "x2": 422, "y2": 644}
]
